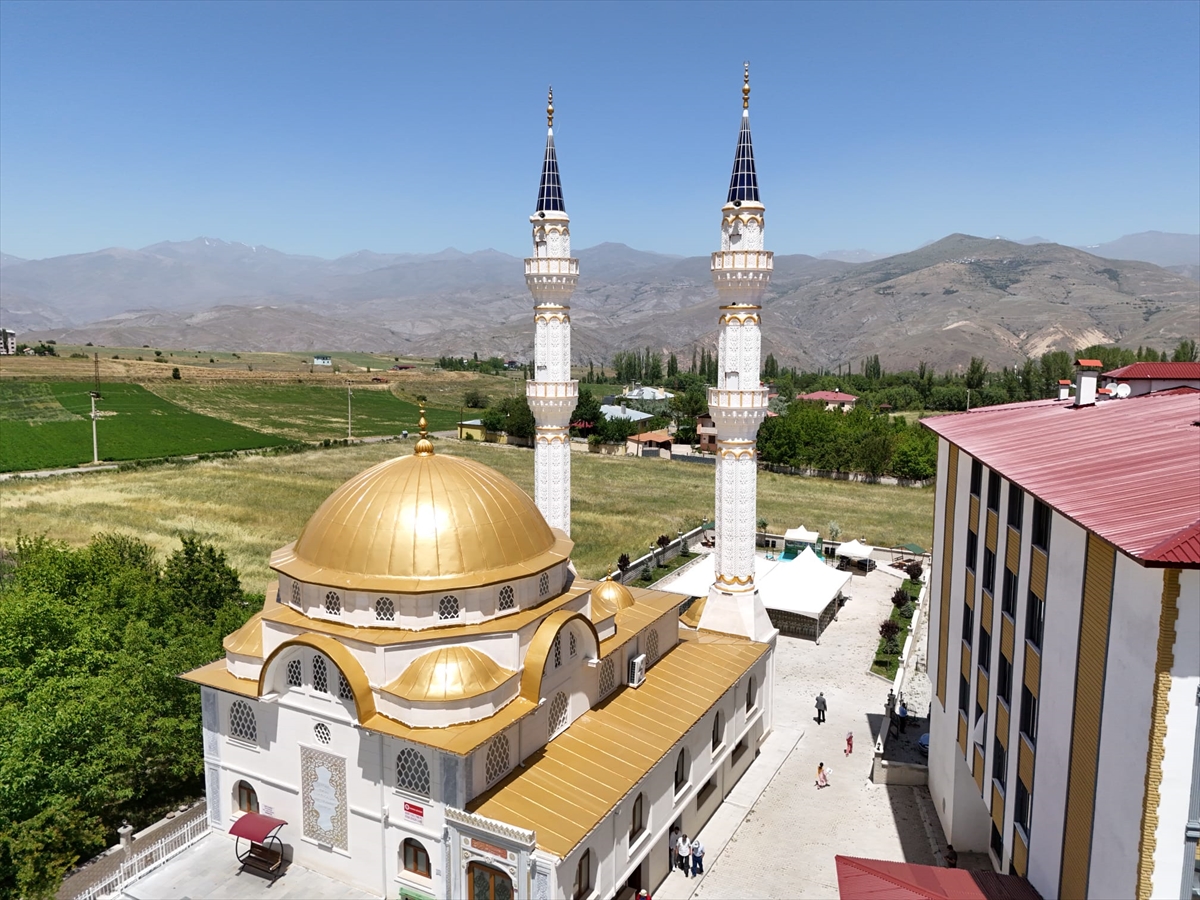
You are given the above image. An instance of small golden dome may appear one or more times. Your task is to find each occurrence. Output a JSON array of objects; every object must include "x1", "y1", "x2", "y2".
[
  {"x1": 591, "y1": 576, "x2": 635, "y2": 620},
  {"x1": 385, "y1": 645, "x2": 514, "y2": 702},
  {"x1": 272, "y1": 453, "x2": 571, "y2": 592}
]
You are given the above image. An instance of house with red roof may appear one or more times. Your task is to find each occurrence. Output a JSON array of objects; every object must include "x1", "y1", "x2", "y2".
[
  {"x1": 1102, "y1": 361, "x2": 1200, "y2": 397},
  {"x1": 797, "y1": 389, "x2": 858, "y2": 412}
]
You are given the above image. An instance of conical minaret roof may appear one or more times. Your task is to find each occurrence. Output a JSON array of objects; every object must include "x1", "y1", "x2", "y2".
[
  {"x1": 536, "y1": 87, "x2": 566, "y2": 213},
  {"x1": 726, "y1": 65, "x2": 759, "y2": 204}
]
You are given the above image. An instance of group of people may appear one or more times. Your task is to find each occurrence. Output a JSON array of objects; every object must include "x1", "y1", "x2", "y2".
[{"x1": 668, "y1": 826, "x2": 705, "y2": 878}]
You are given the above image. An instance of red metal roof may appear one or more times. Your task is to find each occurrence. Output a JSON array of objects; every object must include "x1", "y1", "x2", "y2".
[
  {"x1": 1103, "y1": 361, "x2": 1200, "y2": 380},
  {"x1": 923, "y1": 391, "x2": 1200, "y2": 567},
  {"x1": 834, "y1": 856, "x2": 1042, "y2": 900},
  {"x1": 229, "y1": 812, "x2": 287, "y2": 843},
  {"x1": 798, "y1": 390, "x2": 858, "y2": 403}
]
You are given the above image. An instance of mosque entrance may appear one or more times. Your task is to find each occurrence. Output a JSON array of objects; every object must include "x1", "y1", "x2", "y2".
[{"x1": 467, "y1": 861, "x2": 512, "y2": 900}]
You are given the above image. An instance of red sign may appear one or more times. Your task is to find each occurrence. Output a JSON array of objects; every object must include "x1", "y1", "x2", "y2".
[
  {"x1": 403, "y1": 801, "x2": 424, "y2": 824},
  {"x1": 470, "y1": 837, "x2": 509, "y2": 859}
]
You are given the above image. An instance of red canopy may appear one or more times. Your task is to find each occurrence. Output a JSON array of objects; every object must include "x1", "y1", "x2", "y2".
[
  {"x1": 229, "y1": 812, "x2": 287, "y2": 843},
  {"x1": 834, "y1": 856, "x2": 1042, "y2": 900}
]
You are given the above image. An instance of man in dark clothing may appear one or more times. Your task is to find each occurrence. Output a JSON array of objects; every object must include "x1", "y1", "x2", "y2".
[{"x1": 815, "y1": 692, "x2": 827, "y2": 724}]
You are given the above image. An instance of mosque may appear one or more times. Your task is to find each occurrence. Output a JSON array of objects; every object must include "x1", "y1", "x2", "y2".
[{"x1": 185, "y1": 67, "x2": 779, "y2": 900}]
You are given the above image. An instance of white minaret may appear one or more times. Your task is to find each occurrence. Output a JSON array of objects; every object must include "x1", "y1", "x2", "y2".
[
  {"x1": 698, "y1": 65, "x2": 776, "y2": 642},
  {"x1": 525, "y1": 88, "x2": 578, "y2": 535}
]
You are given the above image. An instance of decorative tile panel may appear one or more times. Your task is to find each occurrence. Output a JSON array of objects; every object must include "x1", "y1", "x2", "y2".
[{"x1": 301, "y1": 746, "x2": 348, "y2": 850}]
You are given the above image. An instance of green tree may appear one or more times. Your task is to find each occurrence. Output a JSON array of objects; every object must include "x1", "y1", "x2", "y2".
[
  {"x1": 666, "y1": 353, "x2": 678, "y2": 378},
  {"x1": 463, "y1": 388, "x2": 488, "y2": 409},
  {"x1": 571, "y1": 387, "x2": 601, "y2": 427},
  {"x1": 965, "y1": 356, "x2": 989, "y2": 390},
  {"x1": 1172, "y1": 338, "x2": 1198, "y2": 363}
]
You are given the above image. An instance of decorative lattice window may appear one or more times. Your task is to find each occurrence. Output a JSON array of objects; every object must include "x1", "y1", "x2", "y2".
[
  {"x1": 569, "y1": 632, "x2": 577, "y2": 658},
  {"x1": 229, "y1": 700, "x2": 256, "y2": 742},
  {"x1": 313, "y1": 655, "x2": 328, "y2": 693},
  {"x1": 548, "y1": 691, "x2": 569, "y2": 737},
  {"x1": 485, "y1": 734, "x2": 510, "y2": 785},
  {"x1": 396, "y1": 748, "x2": 430, "y2": 796},
  {"x1": 646, "y1": 629, "x2": 660, "y2": 662},
  {"x1": 325, "y1": 591, "x2": 341, "y2": 616},
  {"x1": 338, "y1": 672, "x2": 354, "y2": 701},
  {"x1": 539, "y1": 572, "x2": 550, "y2": 596},
  {"x1": 291, "y1": 581, "x2": 301, "y2": 605},
  {"x1": 376, "y1": 597, "x2": 395, "y2": 621},
  {"x1": 286, "y1": 658, "x2": 302, "y2": 687},
  {"x1": 314, "y1": 722, "x2": 332, "y2": 744},
  {"x1": 438, "y1": 595, "x2": 460, "y2": 620},
  {"x1": 498, "y1": 585, "x2": 515, "y2": 611},
  {"x1": 598, "y1": 657, "x2": 616, "y2": 697},
  {"x1": 552, "y1": 634, "x2": 562, "y2": 669}
]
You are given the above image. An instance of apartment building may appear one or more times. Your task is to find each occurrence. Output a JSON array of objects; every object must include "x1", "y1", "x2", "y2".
[{"x1": 922, "y1": 374, "x2": 1200, "y2": 900}]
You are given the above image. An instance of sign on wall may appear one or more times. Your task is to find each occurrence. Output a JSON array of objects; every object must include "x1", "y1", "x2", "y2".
[
  {"x1": 403, "y1": 801, "x2": 424, "y2": 824},
  {"x1": 301, "y1": 746, "x2": 348, "y2": 850}
]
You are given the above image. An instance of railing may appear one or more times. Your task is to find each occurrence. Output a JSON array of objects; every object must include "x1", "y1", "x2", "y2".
[
  {"x1": 710, "y1": 250, "x2": 773, "y2": 270},
  {"x1": 524, "y1": 257, "x2": 579, "y2": 276}
]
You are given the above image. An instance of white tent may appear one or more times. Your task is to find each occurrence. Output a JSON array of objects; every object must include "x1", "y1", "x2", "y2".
[
  {"x1": 783, "y1": 526, "x2": 820, "y2": 543},
  {"x1": 835, "y1": 539, "x2": 875, "y2": 560},
  {"x1": 757, "y1": 548, "x2": 850, "y2": 618}
]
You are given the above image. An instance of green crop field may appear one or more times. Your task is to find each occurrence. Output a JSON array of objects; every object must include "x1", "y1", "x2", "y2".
[
  {"x1": 0, "y1": 439, "x2": 934, "y2": 587},
  {"x1": 148, "y1": 383, "x2": 460, "y2": 441},
  {"x1": 0, "y1": 382, "x2": 289, "y2": 472}
]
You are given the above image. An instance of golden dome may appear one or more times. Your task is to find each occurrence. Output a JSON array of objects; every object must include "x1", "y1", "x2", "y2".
[
  {"x1": 384, "y1": 645, "x2": 514, "y2": 702},
  {"x1": 590, "y1": 576, "x2": 636, "y2": 620},
  {"x1": 271, "y1": 452, "x2": 572, "y2": 592}
]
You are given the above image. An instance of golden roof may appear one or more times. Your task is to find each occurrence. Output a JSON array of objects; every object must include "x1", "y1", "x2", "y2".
[
  {"x1": 384, "y1": 645, "x2": 514, "y2": 703},
  {"x1": 470, "y1": 633, "x2": 769, "y2": 857},
  {"x1": 589, "y1": 576, "x2": 636, "y2": 620},
  {"x1": 679, "y1": 595, "x2": 706, "y2": 629},
  {"x1": 222, "y1": 611, "x2": 264, "y2": 658},
  {"x1": 271, "y1": 452, "x2": 572, "y2": 592}
]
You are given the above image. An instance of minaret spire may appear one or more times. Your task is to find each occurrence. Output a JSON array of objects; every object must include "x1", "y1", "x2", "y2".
[
  {"x1": 525, "y1": 88, "x2": 578, "y2": 535},
  {"x1": 698, "y1": 65, "x2": 776, "y2": 643}
]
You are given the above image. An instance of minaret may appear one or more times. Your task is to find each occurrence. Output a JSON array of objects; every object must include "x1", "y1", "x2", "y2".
[
  {"x1": 525, "y1": 87, "x2": 578, "y2": 535},
  {"x1": 699, "y1": 65, "x2": 776, "y2": 642}
]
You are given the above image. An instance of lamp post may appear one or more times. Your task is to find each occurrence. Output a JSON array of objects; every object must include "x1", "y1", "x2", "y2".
[
  {"x1": 347, "y1": 381, "x2": 353, "y2": 439},
  {"x1": 89, "y1": 391, "x2": 101, "y2": 464}
]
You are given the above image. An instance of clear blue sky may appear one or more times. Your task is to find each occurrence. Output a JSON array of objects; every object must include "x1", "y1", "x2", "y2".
[{"x1": 2, "y1": 0, "x2": 1198, "y2": 260}]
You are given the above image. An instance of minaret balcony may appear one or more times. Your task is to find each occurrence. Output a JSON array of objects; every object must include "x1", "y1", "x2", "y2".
[
  {"x1": 708, "y1": 386, "x2": 769, "y2": 410},
  {"x1": 526, "y1": 380, "x2": 578, "y2": 400},
  {"x1": 710, "y1": 250, "x2": 773, "y2": 272},
  {"x1": 525, "y1": 257, "x2": 579, "y2": 277}
]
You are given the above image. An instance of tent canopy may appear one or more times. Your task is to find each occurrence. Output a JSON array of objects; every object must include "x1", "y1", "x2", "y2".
[
  {"x1": 229, "y1": 812, "x2": 287, "y2": 843},
  {"x1": 898, "y1": 542, "x2": 926, "y2": 555},
  {"x1": 784, "y1": 526, "x2": 820, "y2": 543},
  {"x1": 835, "y1": 539, "x2": 875, "y2": 560}
]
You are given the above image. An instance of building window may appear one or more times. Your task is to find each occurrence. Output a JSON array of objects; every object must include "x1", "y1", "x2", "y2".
[
  {"x1": 553, "y1": 633, "x2": 563, "y2": 668},
  {"x1": 979, "y1": 626, "x2": 992, "y2": 674},
  {"x1": 959, "y1": 673, "x2": 970, "y2": 715},
  {"x1": 732, "y1": 738, "x2": 749, "y2": 765},
  {"x1": 1026, "y1": 592, "x2": 1045, "y2": 650},
  {"x1": 646, "y1": 628, "x2": 660, "y2": 662},
  {"x1": 629, "y1": 793, "x2": 645, "y2": 844},
  {"x1": 983, "y1": 549, "x2": 996, "y2": 595},
  {"x1": 338, "y1": 672, "x2": 354, "y2": 701},
  {"x1": 975, "y1": 700, "x2": 984, "y2": 732},
  {"x1": 711, "y1": 711, "x2": 724, "y2": 751},
  {"x1": 986, "y1": 471, "x2": 1001, "y2": 512},
  {"x1": 993, "y1": 735, "x2": 1007, "y2": 788},
  {"x1": 313, "y1": 655, "x2": 328, "y2": 693},
  {"x1": 548, "y1": 691, "x2": 569, "y2": 738},
  {"x1": 962, "y1": 600, "x2": 974, "y2": 645},
  {"x1": 573, "y1": 849, "x2": 592, "y2": 900},
  {"x1": 539, "y1": 572, "x2": 550, "y2": 597},
  {"x1": 291, "y1": 581, "x2": 302, "y2": 605},
  {"x1": 966, "y1": 528, "x2": 978, "y2": 573},
  {"x1": 1007, "y1": 487, "x2": 1024, "y2": 530},
  {"x1": 1001, "y1": 568, "x2": 1017, "y2": 617},
  {"x1": 674, "y1": 748, "x2": 689, "y2": 793},
  {"x1": 569, "y1": 632, "x2": 577, "y2": 658},
  {"x1": 970, "y1": 459, "x2": 983, "y2": 497},
  {"x1": 498, "y1": 585, "x2": 515, "y2": 611},
  {"x1": 1031, "y1": 499, "x2": 1051, "y2": 550},
  {"x1": 468, "y1": 863, "x2": 512, "y2": 900},
  {"x1": 598, "y1": 657, "x2": 616, "y2": 697},
  {"x1": 403, "y1": 838, "x2": 430, "y2": 878},
  {"x1": 438, "y1": 595, "x2": 460, "y2": 620},
  {"x1": 375, "y1": 597, "x2": 395, "y2": 621},
  {"x1": 485, "y1": 734, "x2": 510, "y2": 785},
  {"x1": 325, "y1": 591, "x2": 341, "y2": 616},
  {"x1": 286, "y1": 658, "x2": 302, "y2": 687},
  {"x1": 236, "y1": 780, "x2": 259, "y2": 814},
  {"x1": 396, "y1": 748, "x2": 430, "y2": 796},
  {"x1": 746, "y1": 676, "x2": 757, "y2": 713},
  {"x1": 1015, "y1": 780, "x2": 1033, "y2": 833},
  {"x1": 229, "y1": 700, "x2": 256, "y2": 742},
  {"x1": 990, "y1": 822, "x2": 1004, "y2": 858},
  {"x1": 697, "y1": 777, "x2": 717, "y2": 806},
  {"x1": 998, "y1": 655, "x2": 1013, "y2": 706},
  {"x1": 314, "y1": 722, "x2": 332, "y2": 744},
  {"x1": 1020, "y1": 686, "x2": 1039, "y2": 746}
]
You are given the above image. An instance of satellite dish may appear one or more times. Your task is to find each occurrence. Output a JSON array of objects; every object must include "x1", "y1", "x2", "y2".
[{"x1": 1116, "y1": 382, "x2": 1132, "y2": 399}]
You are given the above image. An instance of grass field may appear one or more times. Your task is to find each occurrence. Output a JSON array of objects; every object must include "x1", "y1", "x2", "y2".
[
  {"x1": 0, "y1": 439, "x2": 934, "y2": 587},
  {"x1": 0, "y1": 382, "x2": 290, "y2": 472}
]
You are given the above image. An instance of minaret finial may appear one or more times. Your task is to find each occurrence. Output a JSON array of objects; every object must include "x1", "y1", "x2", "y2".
[
  {"x1": 414, "y1": 406, "x2": 434, "y2": 456},
  {"x1": 547, "y1": 86, "x2": 554, "y2": 129},
  {"x1": 743, "y1": 62, "x2": 750, "y2": 110}
]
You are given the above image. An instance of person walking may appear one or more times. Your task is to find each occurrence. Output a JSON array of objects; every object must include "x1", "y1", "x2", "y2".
[
  {"x1": 815, "y1": 762, "x2": 829, "y2": 789},
  {"x1": 676, "y1": 832, "x2": 692, "y2": 876},
  {"x1": 691, "y1": 836, "x2": 705, "y2": 877},
  {"x1": 669, "y1": 824, "x2": 680, "y2": 871},
  {"x1": 845, "y1": 731, "x2": 854, "y2": 756},
  {"x1": 815, "y1": 691, "x2": 827, "y2": 724}
]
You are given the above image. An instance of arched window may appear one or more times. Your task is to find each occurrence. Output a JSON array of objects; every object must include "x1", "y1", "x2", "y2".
[
  {"x1": 337, "y1": 672, "x2": 354, "y2": 701},
  {"x1": 286, "y1": 658, "x2": 302, "y2": 687},
  {"x1": 314, "y1": 722, "x2": 331, "y2": 744},
  {"x1": 573, "y1": 848, "x2": 592, "y2": 900},
  {"x1": 548, "y1": 691, "x2": 569, "y2": 738},
  {"x1": 325, "y1": 591, "x2": 341, "y2": 616},
  {"x1": 290, "y1": 581, "x2": 301, "y2": 605},
  {"x1": 552, "y1": 633, "x2": 562, "y2": 668},
  {"x1": 438, "y1": 595, "x2": 460, "y2": 620},
  {"x1": 711, "y1": 711, "x2": 724, "y2": 751},
  {"x1": 569, "y1": 632, "x2": 577, "y2": 658},
  {"x1": 313, "y1": 655, "x2": 329, "y2": 693},
  {"x1": 485, "y1": 734, "x2": 510, "y2": 785},
  {"x1": 402, "y1": 838, "x2": 431, "y2": 878},
  {"x1": 746, "y1": 675, "x2": 757, "y2": 713},
  {"x1": 674, "y1": 748, "x2": 688, "y2": 793},
  {"x1": 376, "y1": 597, "x2": 395, "y2": 621},
  {"x1": 235, "y1": 780, "x2": 258, "y2": 814},
  {"x1": 598, "y1": 657, "x2": 616, "y2": 697},
  {"x1": 629, "y1": 793, "x2": 645, "y2": 843},
  {"x1": 396, "y1": 748, "x2": 430, "y2": 796},
  {"x1": 498, "y1": 585, "x2": 515, "y2": 611},
  {"x1": 229, "y1": 700, "x2": 256, "y2": 743},
  {"x1": 539, "y1": 572, "x2": 550, "y2": 596},
  {"x1": 468, "y1": 862, "x2": 512, "y2": 900},
  {"x1": 646, "y1": 628, "x2": 660, "y2": 662}
]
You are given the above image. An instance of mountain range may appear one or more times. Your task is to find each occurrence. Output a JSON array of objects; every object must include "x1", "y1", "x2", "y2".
[{"x1": 2, "y1": 231, "x2": 1196, "y2": 372}]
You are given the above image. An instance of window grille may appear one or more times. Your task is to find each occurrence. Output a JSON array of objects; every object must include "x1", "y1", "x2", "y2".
[
  {"x1": 552, "y1": 634, "x2": 562, "y2": 668},
  {"x1": 646, "y1": 629, "x2": 660, "y2": 662},
  {"x1": 314, "y1": 722, "x2": 332, "y2": 744},
  {"x1": 396, "y1": 748, "x2": 430, "y2": 796},
  {"x1": 291, "y1": 581, "x2": 302, "y2": 605},
  {"x1": 569, "y1": 632, "x2": 577, "y2": 658},
  {"x1": 598, "y1": 657, "x2": 616, "y2": 697},
  {"x1": 376, "y1": 597, "x2": 395, "y2": 621},
  {"x1": 485, "y1": 734, "x2": 510, "y2": 785},
  {"x1": 313, "y1": 655, "x2": 328, "y2": 693},
  {"x1": 438, "y1": 595, "x2": 460, "y2": 620},
  {"x1": 548, "y1": 692, "x2": 569, "y2": 737},
  {"x1": 338, "y1": 672, "x2": 353, "y2": 701},
  {"x1": 230, "y1": 700, "x2": 256, "y2": 742},
  {"x1": 539, "y1": 572, "x2": 550, "y2": 596},
  {"x1": 286, "y1": 658, "x2": 302, "y2": 687},
  {"x1": 325, "y1": 591, "x2": 341, "y2": 616},
  {"x1": 498, "y1": 585, "x2": 515, "y2": 611}
]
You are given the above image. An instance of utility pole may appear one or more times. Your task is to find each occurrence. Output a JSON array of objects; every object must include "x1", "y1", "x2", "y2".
[
  {"x1": 347, "y1": 382, "x2": 353, "y2": 439},
  {"x1": 89, "y1": 391, "x2": 101, "y2": 464}
]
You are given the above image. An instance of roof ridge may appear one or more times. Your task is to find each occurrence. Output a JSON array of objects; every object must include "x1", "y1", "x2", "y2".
[{"x1": 1142, "y1": 518, "x2": 1200, "y2": 561}]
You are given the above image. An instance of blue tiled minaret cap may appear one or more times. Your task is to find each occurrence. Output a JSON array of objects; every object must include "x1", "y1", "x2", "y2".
[
  {"x1": 536, "y1": 87, "x2": 566, "y2": 213},
  {"x1": 726, "y1": 64, "x2": 760, "y2": 204}
]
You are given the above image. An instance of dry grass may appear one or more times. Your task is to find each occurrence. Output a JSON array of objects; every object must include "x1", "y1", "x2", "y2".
[{"x1": 0, "y1": 440, "x2": 933, "y2": 587}]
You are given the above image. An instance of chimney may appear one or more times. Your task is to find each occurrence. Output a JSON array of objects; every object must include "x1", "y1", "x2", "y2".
[
  {"x1": 1057, "y1": 379, "x2": 1073, "y2": 401},
  {"x1": 1074, "y1": 359, "x2": 1102, "y2": 407}
]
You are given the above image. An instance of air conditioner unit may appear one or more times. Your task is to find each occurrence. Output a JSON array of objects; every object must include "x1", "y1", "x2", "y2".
[{"x1": 628, "y1": 654, "x2": 647, "y2": 688}]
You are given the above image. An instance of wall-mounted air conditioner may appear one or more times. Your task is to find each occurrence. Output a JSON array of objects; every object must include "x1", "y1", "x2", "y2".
[{"x1": 628, "y1": 654, "x2": 647, "y2": 688}]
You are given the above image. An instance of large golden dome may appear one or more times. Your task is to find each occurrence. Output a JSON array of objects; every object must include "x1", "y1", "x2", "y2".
[{"x1": 271, "y1": 451, "x2": 572, "y2": 592}]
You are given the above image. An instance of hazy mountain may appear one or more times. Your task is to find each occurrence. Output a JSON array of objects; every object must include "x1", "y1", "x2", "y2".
[
  {"x1": 1077, "y1": 231, "x2": 1200, "y2": 268},
  {"x1": 818, "y1": 249, "x2": 889, "y2": 263},
  {"x1": 0, "y1": 253, "x2": 26, "y2": 269}
]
